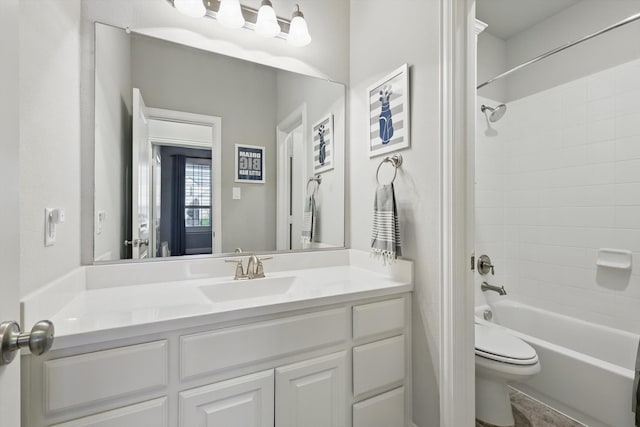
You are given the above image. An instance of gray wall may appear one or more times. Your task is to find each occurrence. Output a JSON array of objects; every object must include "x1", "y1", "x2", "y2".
[
  {"x1": 94, "y1": 24, "x2": 131, "y2": 261},
  {"x1": 130, "y1": 35, "x2": 278, "y2": 253},
  {"x1": 19, "y1": 0, "x2": 82, "y2": 296},
  {"x1": 276, "y1": 72, "x2": 346, "y2": 247},
  {"x1": 349, "y1": 1, "x2": 441, "y2": 426}
]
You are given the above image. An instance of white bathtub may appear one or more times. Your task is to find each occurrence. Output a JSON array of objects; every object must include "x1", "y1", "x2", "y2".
[{"x1": 476, "y1": 300, "x2": 639, "y2": 427}]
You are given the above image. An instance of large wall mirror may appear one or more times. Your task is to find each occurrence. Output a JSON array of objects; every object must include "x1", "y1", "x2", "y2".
[{"x1": 93, "y1": 23, "x2": 345, "y2": 262}]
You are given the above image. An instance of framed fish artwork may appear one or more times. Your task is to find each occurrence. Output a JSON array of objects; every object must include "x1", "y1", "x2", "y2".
[
  {"x1": 367, "y1": 64, "x2": 410, "y2": 158},
  {"x1": 312, "y1": 113, "x2": 334, "y2": 174}
]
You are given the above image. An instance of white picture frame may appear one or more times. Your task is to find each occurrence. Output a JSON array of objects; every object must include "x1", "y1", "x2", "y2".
[
  {"x1": 311, "y1": 113, "x2": 334, "y2": 174},
  {"x1": 367, "y1": 64, "x2": 410, "y2": 158},
  {"x1": 235, "y1": 144, "x2": 266, "y2": 184}
]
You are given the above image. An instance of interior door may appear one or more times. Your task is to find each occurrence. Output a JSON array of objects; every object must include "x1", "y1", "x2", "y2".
[
  {"x1": 0, "y1": 0, "x2": 21, "y2": 421},
  {"x1": 287, "y1": 126, "x2": 304, "y2": 250},
  {"x1": 132, "y1": 88, "x2": 151, "y2": 259}
]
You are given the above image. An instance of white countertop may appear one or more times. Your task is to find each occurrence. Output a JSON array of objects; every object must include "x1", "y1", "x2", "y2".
[{"x1": 38, "y1": 257, "x2": 412, "y2": 349}]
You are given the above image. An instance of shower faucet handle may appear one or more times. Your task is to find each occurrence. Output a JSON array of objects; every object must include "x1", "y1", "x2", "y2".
[{"x1": 477, "y1": 255, "x2": 495, "y2": 275}]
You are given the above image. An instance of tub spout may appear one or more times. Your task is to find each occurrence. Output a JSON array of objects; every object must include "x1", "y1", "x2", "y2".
[{"x1": 481, "y1": 281, "x2": 507, "y2": 296}]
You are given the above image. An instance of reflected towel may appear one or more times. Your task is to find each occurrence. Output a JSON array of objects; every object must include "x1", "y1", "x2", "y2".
[
  {"x1": 371, "y1": 183, "x2": 401, "y2": 262},
  {"x1": 301, "y1": 194, "x2": 316, "y2": 245},
  {"x1": 635, "y1": 339, "x2": 640, "y2": 425}
]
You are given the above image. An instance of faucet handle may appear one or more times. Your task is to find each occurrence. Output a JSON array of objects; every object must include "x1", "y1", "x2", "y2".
[
  {"x1": 254, "y1": 257, "x2": 271, "y2": 279},
  {"x1": 477, "y1": 255, "x2": 495, "y2": 275},
  {"x1": 225, "y1": 259, "x2": 246, "y2": 280}
]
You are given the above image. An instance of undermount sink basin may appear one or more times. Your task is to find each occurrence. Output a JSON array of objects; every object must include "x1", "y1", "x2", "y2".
[{"x1": 199, "y1": 276, "x2": 296, "y2": 303}]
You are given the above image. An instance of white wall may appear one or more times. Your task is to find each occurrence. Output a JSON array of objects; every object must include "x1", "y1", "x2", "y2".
[
  {"x1": 130, "y1": 35, "x2": 278, "y2": 253},
  {"x1": 276, "y1": 72, "x2": 346, "y2": 247},
  {"x1": 505, "y1": 1, "x2": 640, "y2": 101},
  {"x1": 19, "y1": 1, "x2": 82, "y2": 297},
  {"x1": 475, "y1": 59, "x2": 640, "y2": 333},
  {"x1": 477, "y1": 31, "x2": 507, "y2": 102},
  {"x1": 94, "y1": 24, "x2": 131, "y2": 261},
  {"x1": 349, "y1": 1, "x2": 441, "y2": 426}
]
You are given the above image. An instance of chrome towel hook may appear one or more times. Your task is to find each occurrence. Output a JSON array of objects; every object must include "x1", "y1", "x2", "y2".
[{"x1": 376, "y1": 153, "x2": 403, "y2": 185}]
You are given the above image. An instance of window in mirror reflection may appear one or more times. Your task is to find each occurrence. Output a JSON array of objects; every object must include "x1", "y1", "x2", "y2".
[{"x1": 159, "y1": 149, "x2": 213, "y2": 258}]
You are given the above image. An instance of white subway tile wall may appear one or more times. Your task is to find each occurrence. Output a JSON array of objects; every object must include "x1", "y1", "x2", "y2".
[{"x1": 476, "y1": 58, "x2": 640, "y2": 334}]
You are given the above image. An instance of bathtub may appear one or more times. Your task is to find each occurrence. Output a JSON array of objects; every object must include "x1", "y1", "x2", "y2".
[{"x1": 475, "y1": 300, "x2": 639, "y2": 427}]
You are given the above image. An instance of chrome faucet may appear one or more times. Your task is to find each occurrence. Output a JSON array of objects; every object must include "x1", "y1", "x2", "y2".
[
  {"x1": 481, "y1": 281, "x2": 507, "y2": 296},
  {"x1": 226, "y1": 255, "x2": 272, "y2": 280}
]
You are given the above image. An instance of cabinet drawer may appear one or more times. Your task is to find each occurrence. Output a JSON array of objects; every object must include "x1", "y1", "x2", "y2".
[
  {"x1": 44, "y1": 341, "x2": 168, "y2": 414},
  {"x1": 353, "y1": 335, "x2": 405, "y2": 398},
  {"x1": 180, "y1": 308, "x2": 348, "y2": 380},
  {"x1": 352, "y1": 298, "x2": 405, "y2": 341},
  {"x1": 49, "y1": 397, "x2": 168, "y2": 427},
  {"x1": 353, "y1": 387, "x2": 405, "y2": 427}
]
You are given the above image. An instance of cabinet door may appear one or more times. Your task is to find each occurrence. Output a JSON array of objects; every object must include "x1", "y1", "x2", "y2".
[
  {"x1": 179, "y1": 369, "x2": 274, "y2": 427},
  {"x1": 275, "y1": 351, "x2": 347, "y2": 427}
]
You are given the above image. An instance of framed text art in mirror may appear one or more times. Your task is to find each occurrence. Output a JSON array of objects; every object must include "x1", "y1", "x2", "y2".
[
  {"x1": 312, "y1": 113, "x2": 334, "y2": 174},
  {"x1": 235, "y1": 144, "x2": 266, "y2": 183},
  {"x1": 367, "y1": 64, "x2": 410, "y2": 158}
]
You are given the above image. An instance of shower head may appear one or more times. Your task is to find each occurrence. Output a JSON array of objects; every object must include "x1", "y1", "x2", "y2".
[{"x1": 481, "y1": 104, "x2": 507, "y2": 122}]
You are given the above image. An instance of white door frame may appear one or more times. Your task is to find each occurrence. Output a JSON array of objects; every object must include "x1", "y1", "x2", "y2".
[
  {"x1": 147, "y1": 107, "x2": 223, "y2": 254},
  {"x1": 439, "y1": 0, "x2": 476, "y2": 426},
  {"x1": 0, "y1": 0, "x2": 21, "y2": 422},
  {"x1": 276, "y1": 104, "x2": 307, "y2": 251}
]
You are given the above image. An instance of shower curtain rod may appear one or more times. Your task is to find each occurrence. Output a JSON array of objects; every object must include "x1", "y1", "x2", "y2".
[{"x1": 477, "y1": 11, "x2": 640, "y2": 90}]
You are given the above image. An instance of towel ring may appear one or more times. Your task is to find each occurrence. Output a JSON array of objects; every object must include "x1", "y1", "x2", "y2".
[
  {"x1": 307, "y1": 175, "x2": 322, "y2": 195},
  {"x1": 376, "y1": 154, "x2": 403, "y2": 185}
]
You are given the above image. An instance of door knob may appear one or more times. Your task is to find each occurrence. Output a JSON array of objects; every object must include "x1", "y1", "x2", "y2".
[
  {"x1": 124, "y1": 239, "x2": 149, "y2": 247},
  {"x1": 0, "y1": 320, "x2": 55, "y2": 365}
]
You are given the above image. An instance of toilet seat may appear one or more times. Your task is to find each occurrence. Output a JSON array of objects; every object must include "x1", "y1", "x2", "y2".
[{"x1": 475, "y1": 323, "x2": 538, "y2": 366}]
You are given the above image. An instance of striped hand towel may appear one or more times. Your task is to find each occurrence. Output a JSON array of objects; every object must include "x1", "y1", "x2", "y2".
[
  {"x1": 371, "y1": 183, "x2": 401, "y2": 262},
  {"x1": 301, "y1": 194, "x2": 316, "y2": 245}
]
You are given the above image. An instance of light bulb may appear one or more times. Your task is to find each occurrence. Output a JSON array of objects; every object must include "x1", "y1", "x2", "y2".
[
  {"x1": 255, "y1": 0, "x2": 281, "y2": 38},
  {"x1": 217, "y1": 0, "x2": 245, "y2": 29},
  {"x1": 287, "y1": 5, "x2": 311, "y2": 47},
  {"x1": 174, "y1": 0, "x2": 207, "y2": 18}
]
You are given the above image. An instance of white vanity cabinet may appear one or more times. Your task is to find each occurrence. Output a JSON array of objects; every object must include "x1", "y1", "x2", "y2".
[{"x1": 21, "y1": 293, "x2": 411, "y2": 427}]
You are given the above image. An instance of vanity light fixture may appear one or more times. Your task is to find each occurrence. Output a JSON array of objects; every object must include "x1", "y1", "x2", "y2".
[
  {"x1": 255, "y1": 0, "x2": 281, "y2": 38},
  {"x1": 173, "y1": 0, "x2": 207, "y2": 18},
  {"x1": 287, "y1": 4, "x2": 311, "y2": 47},
  {"x1": 169, "y1": 0, "x2": 311, "y2": 46},
  {"x1": 217, "y1": 0, "x2": 245, "y2": 29}
]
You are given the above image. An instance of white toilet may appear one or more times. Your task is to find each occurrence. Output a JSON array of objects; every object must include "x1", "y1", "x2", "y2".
[{"x1": 475, "y1": 323, "x2": 541, "y2": 426}]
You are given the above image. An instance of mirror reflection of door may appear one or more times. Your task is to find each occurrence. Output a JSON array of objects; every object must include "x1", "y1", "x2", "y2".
[
  {"x1": 131, "y1": 88, "x2": 151, "y2": 259},
  {"x1": 287, "y1": 126, "x2": 305, "y2": 250},
  {"x1": 128, "y1": 88, "x2": 222, "y2": 259}
]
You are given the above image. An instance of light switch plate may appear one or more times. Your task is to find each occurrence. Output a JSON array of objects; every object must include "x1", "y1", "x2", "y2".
[
  {"x1": 96, "y1": 210, "x2": 106, "y2": 235},
  {"x1": 233, "y1": 187, "x2": 241, "y2": 200}
]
